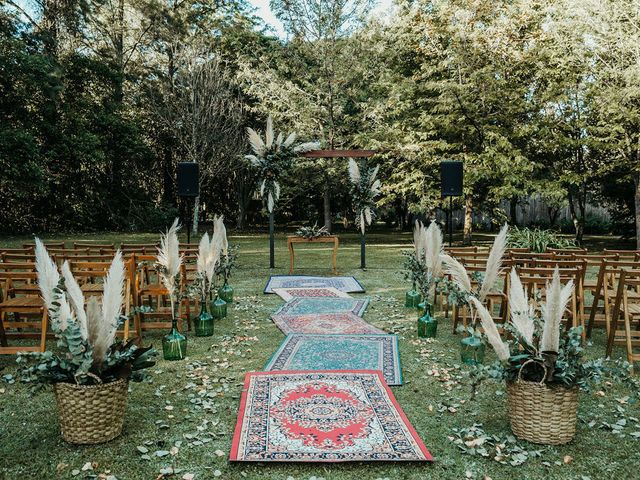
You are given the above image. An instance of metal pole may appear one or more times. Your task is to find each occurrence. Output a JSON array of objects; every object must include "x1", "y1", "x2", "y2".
[
  {"x1": 360, "y1": 231, "x2": 366, "y2": 269},
  {"x1": 449, "y1": 196, "x2": 453, "y2": 247},
  {"x1": 269, "y1": 211, "x2": 275, "y2": 269},
  {"x1": 186, "y1": 198, "x2": 192, "y2": 244}
]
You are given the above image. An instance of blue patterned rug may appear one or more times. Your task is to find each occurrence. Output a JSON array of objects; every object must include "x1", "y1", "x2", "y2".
[
  {"x1": 264, "y1": 334, "x2": 402, "y2": 386},
  {"x1": 273, "y1": 297, "x2": 369, "y2": 317},
  {"x1": 264, "y1": 275, "x2": 365, "y2": 294}
]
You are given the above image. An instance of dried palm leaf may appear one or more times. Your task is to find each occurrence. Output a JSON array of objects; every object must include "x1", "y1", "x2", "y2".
[
  {"x1": 267, "y1": 192, "x2": 275, "y2": 213},
  {"x1": 95, "y1": 251, "x2": 125, "y2": 362},
  {"x1": 469, "y1": 296, "x2": 511, "y2": 361},
  {"x1": 265, "y1": 115, "x2": 274, "y2": 148},
  {"x1": 540, "y1": 267, "x2": 574, "y2": 353},
  {"x1": 348, "y1": 158, "x2": 361, "y2": 184},
  {"x1": 246, "y1": 127, "x2": 265, "y2": 156},
  {"x1": 441, "y1": 253, "x2": 472, "y2": 294},
  {"x1": 508, "y1": 267, "x2": 535, "y2": 345},
  {"x1": 478, "y1": 223, "x2": 508, "y2": 301},
  {"x1": 61, "y1": 260, "x2": 88, "y2": 339},
  {"x1": 34, "y1": 238, "x2": 59, "y2": 312}
]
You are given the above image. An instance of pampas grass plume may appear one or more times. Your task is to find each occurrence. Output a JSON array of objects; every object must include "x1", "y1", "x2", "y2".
[
  {"x1": 469, "y1": 296, "x2": 510, "y2": 361},
  {"x1": 478, "y1": 223, "x2": 508, "y2": 301}
]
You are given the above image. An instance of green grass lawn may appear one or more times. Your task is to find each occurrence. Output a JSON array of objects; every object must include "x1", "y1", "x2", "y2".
[{"x1": 0, "y1": 232, "x2": 639, "y2": 480}]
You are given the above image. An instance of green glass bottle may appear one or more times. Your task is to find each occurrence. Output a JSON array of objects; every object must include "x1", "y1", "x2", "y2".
[
  {"x1": 210, "y1": 297, "x2": 227, "y2": 319},
  {"x1": 218, "y1": 282, "x2": 234, "y2": 303},
  {"x1": 193, "y1": 301, "x2": 214, "y2": 337},
  {"x1": 417, "y1": 303, "x2": 437, "y2": 338},
  {"x1": 460, "y1": 335, "x2": 485, "y2": 365},
  {"x1": 163, "y1": 318, "x2": 187, "y2": 361},
  {"x1": 417, "y1": 302, "x2": 426, "y2": 319},
  {"x1": 405, "y1": 288, "x2": 422, "y2": 308}
]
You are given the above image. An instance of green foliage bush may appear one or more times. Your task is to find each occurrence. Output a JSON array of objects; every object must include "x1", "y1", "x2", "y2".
[{"x1": 507, "y1": 227, "x2": 577, "y2": 253}]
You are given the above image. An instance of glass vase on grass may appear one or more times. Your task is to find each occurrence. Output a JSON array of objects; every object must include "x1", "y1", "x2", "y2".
[
  {"x1": 210, "y1": 296, "x2": 227, "y2": 319},
  {"x1": 405, "y1": 286, "x2": 421, "y2": 308},
  {"x1": 163, "y1": 317, "x2": 187, "y2": 361},
  {"x1": 193, "y1": 300, "x2": 214, "y2": 337},
  {"x1": 460, "y1": 335, "x2": 485, "y2": 365},
  {"x1": 417, "y1": 303, "x2": 437, "y2": 338},
  {"x1": 218, "y1": 282, "x2": 234, "y2": 303}
]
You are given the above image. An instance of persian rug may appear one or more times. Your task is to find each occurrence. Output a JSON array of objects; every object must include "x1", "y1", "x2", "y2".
[
  {"x1": 273, "y1": 297, "x2": 369, "y2": 317},
  {"x1": 264, "y1": 275, "x2": 365, "y2": 294},
  {"x1": 229, "y1": 371, "x2": 432, "y2": 462},
  {"x1": 264, "y1": 334, "x2": 402, "y2": 386},
  {"x1": 272, "y1": 287, "x2": 351, "y2": 302},
  {"x1": 271, "y1": 312, "x2": 385, "y2": 335}
]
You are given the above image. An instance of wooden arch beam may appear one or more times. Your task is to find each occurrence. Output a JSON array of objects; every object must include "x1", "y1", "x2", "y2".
[{"x1": 301, "y1": 149, "x2": 376, "y2": 158}]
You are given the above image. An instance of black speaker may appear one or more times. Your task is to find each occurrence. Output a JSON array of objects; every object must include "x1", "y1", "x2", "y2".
[
  {"x1": 177, "y1": 162, "x2": 199, "y2": 197},
  {"x1": 441, "y1": 161, "x2": 463, "y2": 196}
]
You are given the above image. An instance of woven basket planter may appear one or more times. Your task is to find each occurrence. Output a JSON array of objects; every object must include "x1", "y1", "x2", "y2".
[
  {"x1": 53, "y1": 378, "x2": 129, "y2": 444},
  {"x1": 506, "y1": 379, "x2": 579, "y2": 445}
]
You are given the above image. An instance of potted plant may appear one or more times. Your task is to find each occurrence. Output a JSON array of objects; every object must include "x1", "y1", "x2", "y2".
[
  {"x1": 189, "y1": 230, "x2": 219, "y2": 337},
  {"x1": 408, "y1": 220, "x2": 444, "y2": 338},
  {"x1": 467, "y1": 267, "x2": 630, "y2": 445},
  {"x1": 440, "y1": 224, "x2": 509, "y2": 365},
  {"x1": 157, "y1": 219, "x2": 187, "y2": 361},
  {"x1": 18, "y1": 240, "x2": 156, "y2": 444}
]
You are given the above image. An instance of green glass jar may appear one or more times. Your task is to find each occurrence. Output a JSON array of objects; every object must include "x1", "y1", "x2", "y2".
[
  {"x1": 218, "y1": 282, "x2": 234, "y2": 303},
  {"x1": 193, "y1": 302, "x2": 214, "y2": 337},
  {"x1": 417, "y1": 302, "x2": 427, "y2": 319},
  {"x1": 210, "y1": 297, "x2": 227, "y2": 319},
  {"x1": 163, "y1": 319, "x2": 187, "y2": 361},
  {"x1": 460, "y1": 335, "x2": 485, "y2": 365},
  {"x1": 405, "y1": 289, "x2": 422, "y2": 308},
  {"x1": 417, "y1": 303, "x2": 437, "y2": 338}
]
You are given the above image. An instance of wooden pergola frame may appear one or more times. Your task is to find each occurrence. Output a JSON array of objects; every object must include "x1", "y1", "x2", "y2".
[{"x1": 302, "y1": 149, "x2": 378, "y2": 269}]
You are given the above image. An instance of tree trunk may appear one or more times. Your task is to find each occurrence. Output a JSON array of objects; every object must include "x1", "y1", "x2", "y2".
[
  {"x1": 635, "y1": 174, "x2": 640, "y2": 249},
  {"x1": 509, "y1": 197, "x2": 518, "y2": 226},
  {"x1": 192, "y1": 195, "x2": 199, "y2": 235},
  {"x1": 323, "y1": 186, "x2": 331, "y2": 232},
  {"x1": 568, "y1": 190, "x2": 584, "y2": 245},
  {"x1": 463, "y1": 195, "x2": 473, "y2": 245},
  {"x1": 114, "y1": 0, "x2": 125, "y2": 104}
]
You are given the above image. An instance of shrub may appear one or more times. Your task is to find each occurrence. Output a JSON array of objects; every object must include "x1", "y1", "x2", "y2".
[{"x1": 507, "y1": 226, "x2": 576, "y2": 253}]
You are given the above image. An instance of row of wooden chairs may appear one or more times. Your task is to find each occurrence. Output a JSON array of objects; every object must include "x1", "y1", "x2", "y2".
[
  {"x1": 0, "y1": 244, "x2": 209, "y2": 355},
  {"x1": 446, "y1": 247, "x2": 640, "y2": 366}
]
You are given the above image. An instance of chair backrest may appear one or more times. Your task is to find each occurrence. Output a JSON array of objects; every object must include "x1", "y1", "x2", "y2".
[
  {"x1": 0, "y1": 271, "x2": 40, "y2": 299},
  {"x1": 0, "y1": 252, "x2": 37, "y2": 263},
  {"x1": 22, "y1": 241, "x2": 65, "y2": 249},
  {"x1": 63, "y1": 253, "x2": 116, "y2": 263},
  {"x1": 0, "y1": 262, "x2": 36, "y2": 273},
  {"x1": 73, "y1": 242, "x2": 116, "y2": 252},
  {"x1": 603, "y1": 249, "x2": 640, "y2": 260},
  {"x1": 0, "y1": 247, "x2": 33, "y2": 254}
]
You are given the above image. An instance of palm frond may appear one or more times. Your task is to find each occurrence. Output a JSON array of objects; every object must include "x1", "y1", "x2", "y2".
[
  {"x1": 540, "y1": 267, "x2": 574, "y2": 353},
  {"x1": 267, "y1": 192, "x2": 275, "y2": 213},
  {"x1": 508, "y1": 267, "x2": 535, "y2": 345},
  {"x1": 34, "y1": 238, "x2": 59, "y2": 312},
  {"x1": 283, "y1": 132, "x2": 297, "y2": 147},
  {"x1": 469, "y1": 296, "x2": 510, "y2": 361},
  {"x1": 246, "y1": 127, "x2": 265, "y2": 156},
  {"x1": 441, "y1": 253, "x2": 472, "y2": 293},
  {"x1": 95, "y1": 251, "x2": 125, "y2": 362},
  {"x1": 478, "y1": 223, "x2": 508, "y2": 301},
  {"x1": 61, "y1": 260, "x2": 88, "y2": 339},
  {"x1": 265, "y1": 115, "x2": 274, "y2": 148},
  {"x1": 348, "y1": 158, "x2": 361, "y2": 184},
  {"x1": 369, "y1": 164, "x2": 380, "y2": 184}
]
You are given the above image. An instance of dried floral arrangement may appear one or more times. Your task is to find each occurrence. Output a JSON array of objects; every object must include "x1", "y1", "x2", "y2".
[
  {"x1": 18, "y1": 240, "x2": 156, "y2": 386},
  {"x1": 191, "y1": 215, "x2": 227, "y2": 302},
  {"x1": 245, "y1": 115, "x2": 319, "y2": 213},
  {"x1": 403, "y1": 220, "x2": 444, "y2": 304}
]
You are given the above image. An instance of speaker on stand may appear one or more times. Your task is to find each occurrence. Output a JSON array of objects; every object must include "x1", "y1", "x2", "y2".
[
  {"x1": 177, "y1": 162, "x2": 199, "y2": 244},
  {"x1": 440, "y1": 161, "x2": 463, "y2": 247}
]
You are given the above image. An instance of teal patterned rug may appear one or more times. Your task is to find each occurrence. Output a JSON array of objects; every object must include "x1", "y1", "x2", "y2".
[
  {"x1": 273, "y1": 297, "x2": 369, "y2": 317},
  {"x1": 264, "y1": 334, "x2": 402, "y2": 386}
]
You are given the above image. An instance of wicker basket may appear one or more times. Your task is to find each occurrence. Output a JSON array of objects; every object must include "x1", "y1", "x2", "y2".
[
  {"x1": 506, "y1": 363, "x2": 579, "y2": 445},
  {"x1": 53, "y1": 377, "x2": 129, "y2": 444}
]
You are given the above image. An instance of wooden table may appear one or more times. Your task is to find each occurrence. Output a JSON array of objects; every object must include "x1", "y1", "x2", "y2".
[{"x1": 287, "y1": 235, "x2": 339, "y2": 275}]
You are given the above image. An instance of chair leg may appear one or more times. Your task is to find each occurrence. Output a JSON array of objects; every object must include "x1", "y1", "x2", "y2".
[
  {"x1": 0, "y1": 310, "x2": 8, "y2": 347},
  {"x1": 39, "y1": 310, "x2": 48, "y2": 352}
]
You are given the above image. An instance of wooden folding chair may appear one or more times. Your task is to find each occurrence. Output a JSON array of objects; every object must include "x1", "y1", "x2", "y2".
[
  {"x1": 586, "y1": 259, "x2": 640, "y2": 338},
  {"x1": 132, "y1": 254, "x2": 189, "y2": 339},
  {"x1": 0, "y1": 263, "x2": 38, "y2": 300},
  {"x1": 0, "y1": 252, "x2": 36, "y2": 263},
  {"x1": 606, "y1": 269, "x2": 640, "y2": 367},
  {"x1": 120, "y1": 243, "x2": 159, "y2": 256},
  {"x1": 22, "y1": 241, "x2": 65, "y2": 249},
  {"x1": 603, "y1": 249, "x2": 640, "y2": 261},
  {"x1": 73, "y1": 242, "x2": 116, "y2": 253},
  {"x1": 0, "y1": 272, "x2": 48, "y2": 354}
]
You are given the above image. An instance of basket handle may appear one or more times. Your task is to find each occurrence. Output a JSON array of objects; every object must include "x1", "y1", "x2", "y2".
[
  {"x1": 74, "y1": 372, "x2": 103, "y2": 385},
  {"x1": 517, "y1": 359, "x2": 547, "y2": 385}
]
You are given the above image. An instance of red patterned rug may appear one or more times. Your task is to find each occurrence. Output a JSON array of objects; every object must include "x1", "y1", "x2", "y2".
[
  {"x1": 271, "y1": 312, "x2": 385, "y2": 335},
  {"x1": 230, "y1": 371, "x2": 432, "y2": 462}
]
